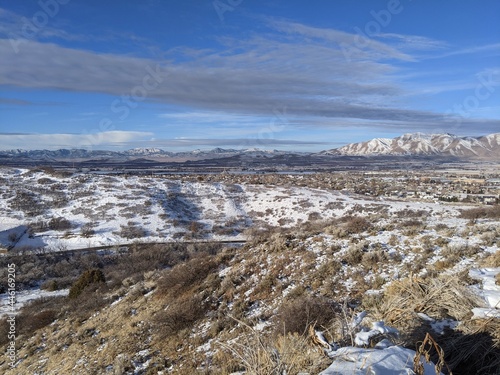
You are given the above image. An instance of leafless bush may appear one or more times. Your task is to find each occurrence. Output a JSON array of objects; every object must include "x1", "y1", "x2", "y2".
[
  {"x1": 344, "y1": 216, "x2": 372, "y2": 234},
  {"x1": 361, "y1": 249, "x2": 388, "y2": 270},
  {"x1": 81, "y1": 222, "x2": 96, "y2": 237},
  {"x1": 460, "y1": 206, "x2": 500, "y2": 221},
  {"x1": 442, "y1": 242, "x2": 482, "y2": 258},
  {"x1": 118, "y1": 221, "x2": 147, "y2": 239},
  {"x1": 154, "y1": 294, "x2": 207, "y2": 337},
  {"x1": 15, "y1": 296, "x2": 66, "y2": 339},
  {"x1": 274, "y1": 295, "x2": 338, "y2": 335},
  {"x1": 307, "y1": 211, "x2": 322, "y2": 222},
  {"x1": 48, "y1": 217, "x2": 72, "y2": 231},
  {"x1": 395, "y1": 209, "x2": 428, "y2": 218},
  {"x1": 342, "y1": 242, "x2": 368, "y2": 266},
  {"x1": 10, "y1": 190, "x2": 46, "y2": 216},
  {"x1": 156, "y1": 253, "x2": 218, "y2": 297}
]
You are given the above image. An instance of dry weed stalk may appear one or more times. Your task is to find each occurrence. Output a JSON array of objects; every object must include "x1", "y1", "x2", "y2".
[{"x1": 413, "y1": 333, "x2": 451, "y2": 375}]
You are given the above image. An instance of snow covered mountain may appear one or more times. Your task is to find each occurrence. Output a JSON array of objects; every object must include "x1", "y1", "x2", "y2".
[{"x1": 325, "y1": 133, "x2": 500, "y2": 158}]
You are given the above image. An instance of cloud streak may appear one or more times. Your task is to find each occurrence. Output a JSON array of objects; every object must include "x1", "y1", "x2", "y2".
[
  {"x1": 0, "y1": 131, "x2": 154, "y2": 150},
  {"x1": 0, "y1": 18, "x2": 497, "y2": 137}
]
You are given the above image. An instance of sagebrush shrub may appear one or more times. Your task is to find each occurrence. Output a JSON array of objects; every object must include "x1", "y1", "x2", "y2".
[{"x1": 69, "y1": 268, "x2": 105, "y2": 299}]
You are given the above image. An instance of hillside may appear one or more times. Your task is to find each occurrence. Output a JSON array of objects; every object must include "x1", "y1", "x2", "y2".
[
  {"x1": 0, "y1": 168, "x2": 499, "y2": 374},
  {"x1": 0, "y1": 168, "x2": 490, "y2": 253}
]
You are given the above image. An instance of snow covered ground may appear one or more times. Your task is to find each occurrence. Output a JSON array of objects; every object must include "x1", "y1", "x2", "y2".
[
  {"x1": 470, "y1": 267, "x2": 500, "y2": 318},
  {"x1": 0, "y1": 289, "x2": 68, "y2": 317},
  {"x1": 0, "y1": 168, "x2": 473, "y2": 253},
  {"x1": 320, "y1": 345, "x2": 440, "y2": 375}
]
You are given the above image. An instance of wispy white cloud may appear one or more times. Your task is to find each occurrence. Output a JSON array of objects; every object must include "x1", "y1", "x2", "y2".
[
  {"x1": 0, "y1": 7, "x2": 87, "y2": 43},
  {"x1": 375, "y1": 32, "x2": 448, "y2": 51},
  {"x1": 268, "y1": 19, "x2": 414, "y2": 61},
  {"x1": 0, "y1": 131, "x2": 153, "y2": 150},
  {"x1": 428, "y1": 43, "x2": 500, "y2": 59}
]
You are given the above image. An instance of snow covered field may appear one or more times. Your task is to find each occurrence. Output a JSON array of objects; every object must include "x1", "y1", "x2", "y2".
[{"x1": 0, "y1": 168, "x2": 475, "y2": 252}]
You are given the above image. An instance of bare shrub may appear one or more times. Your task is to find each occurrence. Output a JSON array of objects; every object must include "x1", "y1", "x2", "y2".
[
  {"x1": 154, "y1": 294, "x2": 207, "y2": 337},
  {"x1": 48, "y1": 217, "x2": 72, "y2": 231},
  {"x1": 65, "y1": 284, "x2": 109, "y2": 321},
  {"x1": 40, "y1": 279, "x2": 60, "y2": 291},
  {"x1": 307, "y1": 211, "x2": 322, "y2": 222},
  {"x1": 442, "y1": 242, "x2": 482, "y2": 258},
  {"x1": 361, "y1": 249, "x2": 388, "y2": 270},
  {"x1": 435, "y1": 236, "x2": 450, "y2": 247},
  {"x1": 119, "y1": 221, "x2": 146, "y2": 239},
  {"x1": 434, "y1": 223, "x2": 450, "y2": 232},
  {"x1": 342, "y1": 243, "x2": 367, "y2": 266},
  {"x1": 481, "y1": 230, "x2": 500, "y2": 247},
  {"x1": 326, "y1": 225, "x2": 348, "y2": 239},
  {"x1": 81, "y1": 222, "x2": 96, "y2": 237},
  {"x1": 395, "y1": 209, "x2": 427, "y2": 218},
  {"x1": 15, "y1": 296, "x2": 66, "y2": 339},
  {"x1": 156, "y1": 254, "x2": 217, "y2": 297},
  {"x1": 460, "y1": 206, "x2": 500, "y2": 222},
  {"x1": 274, "y1": 295, "x2": 337, "y2": 335},
  {"x1": 344, "y1": 216, "x2": 372, "y2": 234}
]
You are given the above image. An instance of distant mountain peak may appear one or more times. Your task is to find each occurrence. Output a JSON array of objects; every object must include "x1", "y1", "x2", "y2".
[{"x1": 325, "y1": 132, "x2": 500, "y2": 158}]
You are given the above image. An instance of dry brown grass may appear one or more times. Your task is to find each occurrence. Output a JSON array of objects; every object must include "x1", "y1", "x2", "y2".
[
  {"x1": 215, "y1": 319, "x2": 330, "y2": 375},
  {"x1": 374, "y1": 275, "x2": 484, "y2": 344},
  {"x1": 372, "y1": 274, "x2": 500, "y2": 374},
  {"x1": 482, "y1": 250, "x2": 500, "y2": 267}
]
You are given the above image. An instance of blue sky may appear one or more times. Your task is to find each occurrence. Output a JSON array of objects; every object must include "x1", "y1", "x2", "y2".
[{"x1": 0, "y1": 0, "x2": 499, "y2": 151}]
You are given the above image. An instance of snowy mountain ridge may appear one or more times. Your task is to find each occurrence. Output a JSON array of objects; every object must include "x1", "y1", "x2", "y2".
[{"x1": 325, "y1": 132, "x2": 500, "y2": 157}]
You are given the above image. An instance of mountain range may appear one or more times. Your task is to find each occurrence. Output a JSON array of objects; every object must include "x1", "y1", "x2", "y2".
[
  {"x1": 323, "y1": 132, "x2": 500, "y2": 158},
  {"x1": 0, "y1": 133, "x2": 499, "y2": 162}
]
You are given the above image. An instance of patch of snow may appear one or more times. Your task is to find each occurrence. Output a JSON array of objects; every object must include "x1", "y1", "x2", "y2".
[
  {"x1": 320, "y1": 345, "x2": 442, "y2": 375},
  {"x1": 469, "y1": 268, "x2": 500, "y2": 318},
  {"x1": 0, "y1": 288, "x2": 69, "y2": 317}
]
